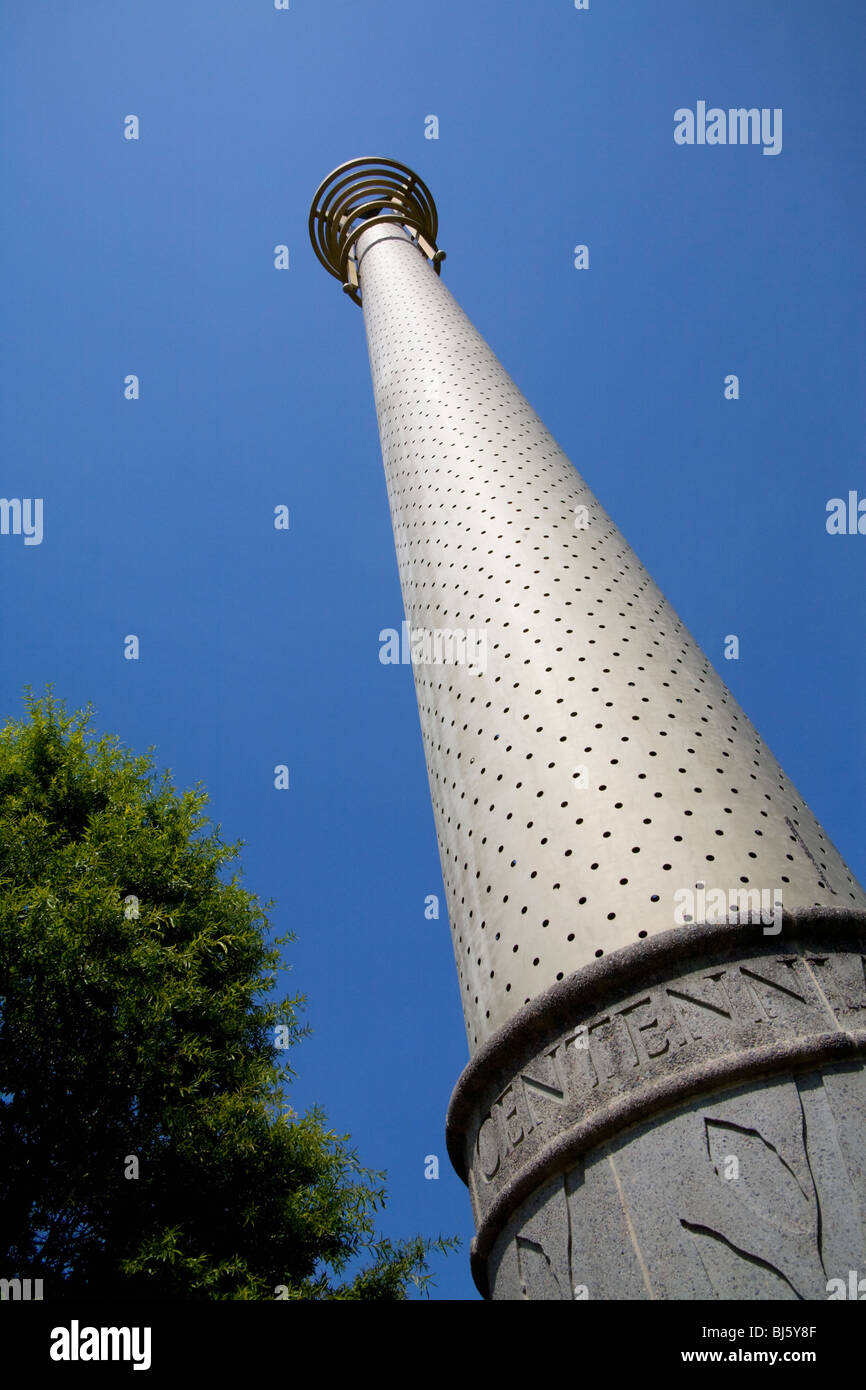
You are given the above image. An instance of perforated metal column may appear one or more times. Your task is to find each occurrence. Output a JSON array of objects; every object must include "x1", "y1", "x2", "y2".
[
  {"x1": 354, "y1": 218, "x2": 866, "y2": 1055},
  {"x1": 310, "y1": 161, "x2": 866, "y2": 1299}
]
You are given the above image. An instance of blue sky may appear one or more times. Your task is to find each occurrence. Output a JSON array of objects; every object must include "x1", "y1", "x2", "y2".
[{"x1": 1, "y1": 1, "x2": 864, "y2": 1301}]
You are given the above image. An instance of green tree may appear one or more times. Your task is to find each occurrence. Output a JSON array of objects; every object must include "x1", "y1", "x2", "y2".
[{"x1": 0, "y1": 691, "x2": 455, "y2": 1299}]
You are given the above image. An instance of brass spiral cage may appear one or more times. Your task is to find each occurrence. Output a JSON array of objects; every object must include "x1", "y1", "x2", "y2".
[{"x1": 309, "y1": 157, "x2": 444, "y2": 305}]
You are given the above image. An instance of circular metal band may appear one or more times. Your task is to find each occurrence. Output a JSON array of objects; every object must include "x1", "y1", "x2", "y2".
[{"x1": 309, "y1": 157, "x2": 443, "y2": 304}]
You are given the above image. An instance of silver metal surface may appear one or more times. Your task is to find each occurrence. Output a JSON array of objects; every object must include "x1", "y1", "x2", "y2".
[{"x1": 352, "y1": 217, "x2": 866, "y2": 1054}]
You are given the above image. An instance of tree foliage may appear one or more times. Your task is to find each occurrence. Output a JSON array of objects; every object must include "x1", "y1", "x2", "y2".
[{"x1": 0, "y1": 691, "x2": 455, "y2": 1299}]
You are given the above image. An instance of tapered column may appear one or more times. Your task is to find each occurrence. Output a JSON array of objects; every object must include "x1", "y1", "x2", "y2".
[{"x1": 309, "y1": 159, "x2": 866, "y2": 1299}]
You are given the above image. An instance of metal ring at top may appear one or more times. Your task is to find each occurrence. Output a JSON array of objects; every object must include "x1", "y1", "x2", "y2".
[{"x1": 308, "y1": 157, "x2": 444, "y2": 304}]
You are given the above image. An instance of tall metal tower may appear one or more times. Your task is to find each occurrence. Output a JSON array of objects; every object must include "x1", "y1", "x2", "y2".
[{"x1": 309, "y1": 158, "x2": 866, "y2": 1300}]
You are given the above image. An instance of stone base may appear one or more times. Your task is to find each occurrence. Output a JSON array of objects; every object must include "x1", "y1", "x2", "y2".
[{"x1": 446, "y1": 908, "x2": 866, "y2": 1299}]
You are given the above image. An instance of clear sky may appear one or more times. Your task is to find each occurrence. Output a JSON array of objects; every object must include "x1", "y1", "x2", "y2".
[{"x1": 1, "y1": 1, "x2": 864, "y2": 1301}]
